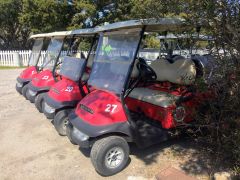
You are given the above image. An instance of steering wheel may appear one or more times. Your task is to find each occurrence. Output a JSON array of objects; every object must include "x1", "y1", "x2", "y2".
[{"x1": 137, "y1": 61, "x2": 157, "y2": 81}]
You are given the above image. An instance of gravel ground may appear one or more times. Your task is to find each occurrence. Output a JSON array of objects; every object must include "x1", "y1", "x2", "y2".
[{"x1": 0, "y1": 69, "x2": 210, "y2": 180}]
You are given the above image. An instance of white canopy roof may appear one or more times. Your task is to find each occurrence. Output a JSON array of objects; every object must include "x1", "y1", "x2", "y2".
[
  {"x1": 29, "y1": 18, "x2": 193, "y2": 39},
  {"x1": 157, "y1": 34, "x2": 214, "y2": 40},
  {"x1": 29, "y1": 31, "x2": 72, "y2": 39},
  {"x1": 29, "y1": 33, "x2": 51, "y2": 39},
  {"x1": 30, "y1": 28, "x2": 96, "y2": 39},
  {"x1": 46, "y1": 31, "x2": 72, "y2": 37},
  {"x1": 70, "y1": 28, "x2": 96, "y2": 36},
  {"x1": 95, "y1": 18, "x2": 189, "y2": 33}
]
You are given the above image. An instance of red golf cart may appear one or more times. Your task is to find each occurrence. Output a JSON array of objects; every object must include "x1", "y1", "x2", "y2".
[
  {"x1": 16, "y1": 33, "x2": 50, "y2": 95},
  {"x1": 41, "y1": 28, "x2": 98, "y2": 135},
  {"x1": 66, "y1": 18, "x2": 215, "y2": 176},
  {"x1": 25, "y1": 31, "x2": 73, "y2": 106}
]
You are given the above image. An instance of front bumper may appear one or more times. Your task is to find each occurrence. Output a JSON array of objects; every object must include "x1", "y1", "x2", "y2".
[
  {"x1": 68, "y1": 111, "x2": 132, "y2": 147},
  {"x1": 16, "y1": 77, "x2": 31, "y2": 88},
  {"x1": 27, "y1": 83, "x2": 50, "y2": 100},
  {"x1": 66, "y1": 122, "x2": 91, "y2": 148},
  {"x1": 27, "y1": 88, "x2": 37, "y2": 102},
  {"x1": 28, "y1": 82, "x2": 50, "y2": 93},
  {"x1": 16, "y1": 81, "x2": 23, "y2": 88},
  {"x1": 28, "y1": 89, "x2": 38, "y2": 96},
  {"x1": 44, "y1": 94, "x2": 78, "y2": 110},
  {"x1": 43, "y1": 101, "x2": 55, "y2": 119},
  {"x1": 43, "y1": 94, "x2": 79, "y2": 119}
]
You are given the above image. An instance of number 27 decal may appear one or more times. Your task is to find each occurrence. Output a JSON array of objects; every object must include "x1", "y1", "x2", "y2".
[{"x1": 105, "y1": 104, "x2": 118, "y2": 113}]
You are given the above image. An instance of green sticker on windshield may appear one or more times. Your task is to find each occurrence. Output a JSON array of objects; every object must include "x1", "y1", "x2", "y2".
[{"x1": 102, "y1": 44, "x2": 112, "y2": 54}]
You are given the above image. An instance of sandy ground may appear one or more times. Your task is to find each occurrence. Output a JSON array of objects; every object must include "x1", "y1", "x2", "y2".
[{"x1": 0, "y1": 69, "x2": 211, "y2": 180}]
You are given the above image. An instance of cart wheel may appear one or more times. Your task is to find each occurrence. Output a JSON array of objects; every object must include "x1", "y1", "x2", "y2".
[
  {"x1": 22, "y1": 84, "x2": 28, "y2": 99},
  {"x1": 26, "y1": 89, "x2": 35, "y2": 103},
  {"x1": 35, "y1": 93, "x2": 46, "y2": 113},
  {"x1": 90, "y1": 136, "x2": 129, "y2": 176},
  {"x1": 54, "y1": 109, "x2": 72, "y2": 136},
  {"x1": 16, "y1": 83, "x2": 22, "y2": 94},
  {"x1": 66, "y1": 122, "x2": 77, "y2": 145}
]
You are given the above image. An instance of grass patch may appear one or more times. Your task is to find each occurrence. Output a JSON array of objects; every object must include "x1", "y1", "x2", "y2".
[{"x1": 0, "y1": 66, "x2": 26, "y2": 69}]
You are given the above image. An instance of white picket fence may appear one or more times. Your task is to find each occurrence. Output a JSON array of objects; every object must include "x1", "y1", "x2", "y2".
[
  {"x1": 0, "y1": 49, "x2": 211, "y2": 67},
  {"x1": 0, "y1": 50, "x2": 19, "y2": 66},
  {"x1": 0, "y1": 50, "x2": 71, "y2": 67},
  {"x1": 0, "y1": 50, "x2": 158, "y2": 67}
]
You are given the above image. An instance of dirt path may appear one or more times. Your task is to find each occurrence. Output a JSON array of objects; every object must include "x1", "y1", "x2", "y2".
[{"x1": 0, "y1": 69, "x2": 210, "y2": 180}]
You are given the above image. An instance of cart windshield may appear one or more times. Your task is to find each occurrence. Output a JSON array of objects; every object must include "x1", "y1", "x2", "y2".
[
  {"x1": 41, "y1": 37, "x2": 64, "y2": 70},
  {"x1": 28, "y1": 38, "x2": 44, "y2": 66},
  {"x1": 88, "y1": 28, "x2": 142, "y2": 94}
]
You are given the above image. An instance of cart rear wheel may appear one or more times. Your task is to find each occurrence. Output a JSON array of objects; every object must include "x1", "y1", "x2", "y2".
[
  {"x1": 35, "y1": 93, "x2": 45, "y2": 113},
  {"x1": 54, "y1": 109, "x2": 72, "y2": 136},
  {"x1": 90, "y1": 136, "x2": 129, "y2": 176}
]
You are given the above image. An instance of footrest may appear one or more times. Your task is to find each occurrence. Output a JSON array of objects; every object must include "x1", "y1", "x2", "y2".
[{"x1": 131, "y1": 112, "x2": 170, "y2": 148}]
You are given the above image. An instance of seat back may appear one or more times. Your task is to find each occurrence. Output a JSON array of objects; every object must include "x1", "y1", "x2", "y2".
[
  {"x1": 191, "y1": 54, "x2": 216, "y2": 83},
  {"x1": 149, "y1": 58, "x2": 196, "y2": 85},
  {"x1": 130, "y1": 58, "x2": 140, "y2": 78},
  {"x1": 81, "y1": 52, "x2": 95, "y2": 82},
  {"x1": 59, "y1": 56, "x2": 86, "y2": 82}
]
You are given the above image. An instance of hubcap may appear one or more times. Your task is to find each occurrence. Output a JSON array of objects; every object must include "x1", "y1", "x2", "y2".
[
  {"x1": 105, "y1": 147, "x2": 124, "y2": 169},
  {"x1": 62, "y1": 118, "x2": 68, "y2": 130}
]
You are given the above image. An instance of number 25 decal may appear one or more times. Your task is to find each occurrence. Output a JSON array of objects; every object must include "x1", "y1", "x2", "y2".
[
  {"x1": 105, "y1": 104, "x2": 118, "y2": 113},
  {"x1": 65, "y1": 86, "x2": 73, "y2": 92},
  {"x1": 42, "y1": 75, "x2": 49, "y2": 80}
]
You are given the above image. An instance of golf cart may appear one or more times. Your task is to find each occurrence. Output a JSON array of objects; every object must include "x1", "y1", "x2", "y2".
[
  {"x1": 158, "y1": 33, "x2": 214, "y2": 57},
  {"x1": 16, "y1": 33, "x2": 50, "y2": 95},
  {"x1": 41, "y1": 28, "x2": 97, "y2": 135},
  {"x1": 66, "y1": 18, "x2": 215, "y2": 176},
  {"x1": 157, "y1": 33, "x2": 215, "y2": 83},
  {"x1": 25, "y1": 31, "x2": 72, "y2": 105}
]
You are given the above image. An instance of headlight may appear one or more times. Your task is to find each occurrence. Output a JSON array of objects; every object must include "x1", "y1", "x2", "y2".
[
  {"x1": 28, "y1": 89, "x2": 37, "y2": 96},
  {"x1": 33, "y1": 77, "x2": 39, "y2": 82},
  {"x1": 16, "y1": 82, "x2": 23, "y2": 87},
  {"x1": 44, "y1": 102, "x2": 55, "y2": 113},
  {"x1": 73, "y1": 127, "x2": 89, "y2": 141}
]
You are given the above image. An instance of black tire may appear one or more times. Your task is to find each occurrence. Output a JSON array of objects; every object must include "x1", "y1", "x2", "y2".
[
  {"x1": 22, "y1": 84, "x2": 28, "y2": 99},
  {"x1": 90, "y1": 136, "x2": 129, "y2": 176},
  {"x1": 66, "y1": 122, "x2": 77, "y2": 145},
  {"x1": 26, "y1": 89, "x2": 35, "y2": 103},
  {"x1": 54, "y1": 109, "x2": 72, "y2": 136},
  {"x1": 35, "y1": 93, "x2": 46, "y2": 113},
  {"x1": 16, "y1": 83, "x2": 22, "y2": 94}
]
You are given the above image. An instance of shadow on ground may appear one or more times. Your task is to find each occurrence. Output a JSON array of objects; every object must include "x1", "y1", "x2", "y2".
[
  {"x1": 78, "y1": 135, "x2": 233, "y2": 178},
  {"x1": 130, "y1": 136, "x2": 227, "y2": 177}
]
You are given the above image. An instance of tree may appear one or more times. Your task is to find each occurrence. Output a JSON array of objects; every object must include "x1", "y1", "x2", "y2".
[
  {"x1": 91, "y1": 0, "x2": 134, "y2": 25},
  {"x1": 67, "y1": 0, "x2": 96, "y2": 29},
  {"x1": 131, "y1": 0, "x2": 186, "y2": 19},
  {"x1": 0, "y1": 0, "x2": 24, "y2": 50},
  {"x1": 70, "y1": 0, "x2": 134, "y2": 28},
  {"x1": 20, "y1": 0, "x2": 74, "y2": 33},
  {"x1": 131, "y1": 0, "x2": 240, "y2": 173},
  {"x1": 0, "y1": 0, "x2": 76, "y2": 50},
  {"x1": 0, "y1": 0, "x2": 135, "y2": 49}
]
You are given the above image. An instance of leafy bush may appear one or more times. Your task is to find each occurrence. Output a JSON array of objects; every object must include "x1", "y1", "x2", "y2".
[{"x1": 194, "y1": 55, "x2": 240, "y2": 171}]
